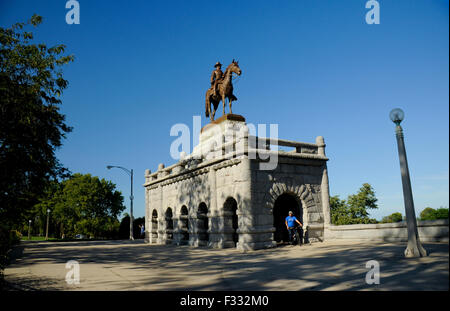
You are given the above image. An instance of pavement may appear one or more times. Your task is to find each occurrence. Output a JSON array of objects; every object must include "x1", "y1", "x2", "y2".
[{"x1": 3, "y1": 240, "x2": 448, "y2": 291}]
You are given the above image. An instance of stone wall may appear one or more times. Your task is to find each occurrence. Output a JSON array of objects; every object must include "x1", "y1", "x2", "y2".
[{"x1": 324, "y1": 219, "x2": 449, "y2": 242}]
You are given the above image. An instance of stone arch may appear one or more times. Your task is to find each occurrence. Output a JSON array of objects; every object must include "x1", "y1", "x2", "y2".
[
  {"x1": 223, "y1": 197, "x2": 239, "y2": 246},
  {"x1": 180, "y1": 205, "x2": 189, "y2": 242},
  {"x1": 273, "y1": 192, "x2": 302, "y2": 243},
  {"x1": 197, "y1": 202, "x2": 209, "y2": 245},
  {"x1": 151, "y1": 209, "x2": 158, "y2": 242},
  {"x1": 265, "y1": 183, "x2": 318, "y2": 224},
  {"x1": 165, "y1": 207, "x2": 173, "y2": 242},
  {"x1": 265, "y1": 182, "x2": 323, "y2": 244}
]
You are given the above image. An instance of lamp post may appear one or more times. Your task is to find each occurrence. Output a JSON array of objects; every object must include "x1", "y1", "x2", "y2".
[
  {"x1": 45, "y1": 208, "x2": 50, "y2": 240},
  {"x1": 28, "y1": 220, "x2": 32, "y2": 240},
  {"x1": 107, "y1": 165, "x2": 134, "y2": 240},
  {"x1": 390, "y1": 108, "x2": 427, "y2": 258}
]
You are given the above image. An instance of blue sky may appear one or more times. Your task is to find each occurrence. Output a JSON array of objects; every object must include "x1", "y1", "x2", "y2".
[{"x1": 1, "y1": 0, "x2": 448, "y2": 220}]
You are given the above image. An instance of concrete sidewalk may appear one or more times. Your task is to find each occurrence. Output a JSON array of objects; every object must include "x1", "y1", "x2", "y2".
[{"x1": 4, "y1": 240, "x2": 448, "y2": 291}]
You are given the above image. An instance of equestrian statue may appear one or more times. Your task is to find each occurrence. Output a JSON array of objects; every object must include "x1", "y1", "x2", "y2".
[{"x1": 205, "y1": 60, "x2": 242, "y2": 121}]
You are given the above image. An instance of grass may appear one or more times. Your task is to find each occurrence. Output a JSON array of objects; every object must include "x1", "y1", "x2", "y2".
[{"x1": 21, "y1": 236, "x2": 60, "y2": 241}]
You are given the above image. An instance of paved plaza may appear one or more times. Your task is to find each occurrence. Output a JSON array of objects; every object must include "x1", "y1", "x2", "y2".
[{"x1": 4, "y1": 240, "x2": 448, "y2": 291}]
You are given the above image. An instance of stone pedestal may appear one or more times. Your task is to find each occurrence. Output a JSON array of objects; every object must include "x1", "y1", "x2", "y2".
[{"x1": 191, "y1": 114, "x2": 248, "y2": 161}]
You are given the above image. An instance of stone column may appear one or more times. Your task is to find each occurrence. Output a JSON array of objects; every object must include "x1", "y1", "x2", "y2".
[
  {"x1": 157, "y1": 183, "x2": 165, "y2": 244},
  {"x1": 172, "y1": 216, "x2": 181, "y2": 245},
  {"x1": 178, "y1": 214, "x2": 190, "y2": 245},
  {"x1": 144, "y1": 191, "x2": 150, "y2": 243},
  {"x1": 234, "y1": 158, "x2": 275, "y2": 251},
  {"x1": 188, "y1": 216, "x2": 199, "y2": 247},
  {"x1": 207, "y1": 168, "x2": 220, "y2": 248},
  {"x1": 316, "y1": 136, "x2": 331, "y2": 228},
  {"x1": 144, "y1": 170, "x2": 151, "y2": 243}
]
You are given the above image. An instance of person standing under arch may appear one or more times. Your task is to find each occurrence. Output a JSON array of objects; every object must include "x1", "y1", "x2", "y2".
[{"x1": 285, "y1": 211, "x2": 303, "y2": 245}]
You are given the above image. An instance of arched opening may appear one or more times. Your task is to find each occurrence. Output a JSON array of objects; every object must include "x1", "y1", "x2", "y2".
[
  {"x1": 223, "y1": 197, "x2": 238, "y2": 246},
  {"x1": 151, "y1": 209, "x2": 158, "y2": 241},
  {"x1": 165, "y1": 208, "x2": 173, "y2": 242},
  {"x1": 273, "y1": 193, "x2": 302, "y2": 244},
  {"x1": 197, "y1": 203, "x2": 209, "y2": 244},
  {"x1": 180, "y1": 205, "x2": 189, "y2": 242}
]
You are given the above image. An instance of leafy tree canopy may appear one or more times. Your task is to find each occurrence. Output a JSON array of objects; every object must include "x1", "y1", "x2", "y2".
[
  {"x1": 420, "y1": 207, "x2": 449, "y2": 221},
  {"x1": 381, "y1": 212, "x2": 403, "y2": 223},
  {"x1": 330, "y1": 183, "x2": 378, "y2": 225},
  {"x1": 0, "y1": 14, "x2": 74, "y2": 226},
  {"x1": 35, "y1": 173, "x2": 125, "y2": 239}
]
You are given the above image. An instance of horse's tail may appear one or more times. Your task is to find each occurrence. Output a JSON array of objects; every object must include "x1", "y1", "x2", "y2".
[{"x1": 205, "y1": 93, "x2": 210, "y2": 118}]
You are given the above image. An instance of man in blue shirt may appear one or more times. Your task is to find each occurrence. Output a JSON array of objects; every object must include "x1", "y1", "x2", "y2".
[
  {"x1": 285, "y1": 211, "x2": 303, "y2": 244},
  {"x1": 140, "y1": 224, "x2": 145, "y2": 239}
]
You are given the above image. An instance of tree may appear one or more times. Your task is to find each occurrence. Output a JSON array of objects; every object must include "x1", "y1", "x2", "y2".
[
  {"x1": 0, "y1": 15, "x2": 74, "y2": 227},
  {"x1": 381, "y1": 212, "x2": 403, "y2": 223},
  {"x1": 0, "y1": 14, "x2": 74, "y2": 286},
  {"x1": 346, "y1": 183, "x2": 378, "y2": 220},
  {"x1": 330, "y1": 195, "x2": 351, "y2": 225},
  {"x1": 420, "y1": 207, "x2": 449, "y2": 221},
  {"x1": 330, "y1": 183, "x2": 378, "y2": 225},
  {"x1": 420, "y1": 207, "x2": 436, "y2": 220},
  {"x1": 36, "y1": 174, "x2": 125, "y2": 239}
]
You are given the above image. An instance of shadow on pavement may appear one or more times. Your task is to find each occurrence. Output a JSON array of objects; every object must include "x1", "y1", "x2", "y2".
[{"x1": 4, "y1": 240, "x2": 449, "y2": 291}]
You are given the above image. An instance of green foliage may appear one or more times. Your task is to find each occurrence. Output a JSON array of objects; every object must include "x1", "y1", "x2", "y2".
[
  {"x1": 330, "y1": 183, "x2": 378, "y2": 225},
  {"x1": 381, "y1": 212, "x2": 404, "y2": 223},
  {"x1": 420, "y1": 207, "x2": 449, "y2": 221},
  {"x1": 0, "y1": 15, "x2": 74, "y2": 228},
  {"x1": 35, "y1": 174, "x2": 125, "y2": 239},
  {"x1": 435, "y1": 208, "x2": 449, "y2": 219},
  {"x1": 330, "y1": 195, "x2": 349, "y2": 225},
  {"x1": 9, "y1": 230, "x2": 22, "y2": 244}
]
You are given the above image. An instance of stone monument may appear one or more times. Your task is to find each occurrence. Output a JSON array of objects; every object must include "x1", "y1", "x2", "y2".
[
  {"x1": 144, "y1": 118, "x2": 330, "y2": 250},
  {"x1": 143, "y1": 61, "x2": 330, "y2": 250}
]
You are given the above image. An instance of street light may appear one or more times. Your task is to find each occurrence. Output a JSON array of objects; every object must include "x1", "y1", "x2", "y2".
[
  {"x1": 28, "y1": 220, "x2": 32, "y2": 240},
  {"x1": 107, "y1": 165, "x2": 134, "y2": 240},
  {"x1": 390, "y1": 108, "x2": 427, "y2": 258},
  {"x1": 45, "y1": 208, "x2": 50, "y2": 240}
]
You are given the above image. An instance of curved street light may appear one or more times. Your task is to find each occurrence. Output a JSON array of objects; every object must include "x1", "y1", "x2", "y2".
[
  {"x1": 390, "y1": 108, "x2": 426, "y2": 257},
  {"x1": 107, "y1": 165, "x2": 134, "y2": 240}
]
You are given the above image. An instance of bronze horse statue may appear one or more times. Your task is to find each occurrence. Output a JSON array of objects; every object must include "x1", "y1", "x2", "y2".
[{"x1": 205, "y1": 60, "x2": 242, "y2": 121}]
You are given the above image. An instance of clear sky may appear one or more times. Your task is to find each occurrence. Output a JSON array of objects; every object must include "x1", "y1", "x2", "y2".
[{"x1": 1, "y1": 0, "x2": 448, "y2": 220}]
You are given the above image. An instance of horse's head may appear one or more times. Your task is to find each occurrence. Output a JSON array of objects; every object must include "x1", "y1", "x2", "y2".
[{"x1": 227, "y1": 59, "x2": 242, "y2": 76}]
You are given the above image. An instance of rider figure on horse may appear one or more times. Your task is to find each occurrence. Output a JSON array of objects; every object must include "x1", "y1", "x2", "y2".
[{"x1": 210, "y1": 62, "x2": 223, "y2": 97}]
